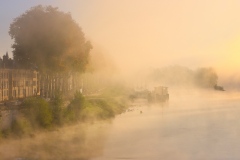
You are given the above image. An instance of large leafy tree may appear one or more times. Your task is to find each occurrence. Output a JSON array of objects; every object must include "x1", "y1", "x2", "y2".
[{"x1": 9, "y1": 5, "x2": 92, "y2": 73}]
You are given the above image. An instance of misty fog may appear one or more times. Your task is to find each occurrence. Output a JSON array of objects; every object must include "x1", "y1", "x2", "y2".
[
  {"x1": 1, "y1": 1, "x2": 240, "y2": 160},
  {"x1": 0, "y1": 122, "x2": 111, "y2": 159},
  {"x1": 93, "y1": 90, "x2": 240, "y2": 160},
  {"x1": 2, "y1": 89, "x2": 240, "y2": 159}
]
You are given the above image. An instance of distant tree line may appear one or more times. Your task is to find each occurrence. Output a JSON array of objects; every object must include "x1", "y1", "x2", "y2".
[{"x1": 150, "y1": 65, "x2": 223, "y2": 90}]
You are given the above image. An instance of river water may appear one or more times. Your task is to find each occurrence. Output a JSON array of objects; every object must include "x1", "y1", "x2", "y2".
[
  {"x1": 92, "y1": 90, "x2": 240, "y2": 160},
  {"x1": 1, "y1": 90, "x2": 240, "y2": 160}
]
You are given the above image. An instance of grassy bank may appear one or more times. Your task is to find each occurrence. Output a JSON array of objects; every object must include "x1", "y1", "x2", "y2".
[{"x1": 0, "y1": 88, "x2": 129, "y2": 139}]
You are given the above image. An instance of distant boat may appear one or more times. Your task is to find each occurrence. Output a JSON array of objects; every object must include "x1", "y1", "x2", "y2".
[
  {"x1": 129, "y1": 86, "x2": 169, "y2": 103},
  {"x1": 148, "y1": 86, "x2": 169, "y2": 102}
]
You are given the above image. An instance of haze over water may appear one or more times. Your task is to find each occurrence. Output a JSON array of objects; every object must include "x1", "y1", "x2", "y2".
[
  {"x1": 93, "y1": 90, "x2": 240, "y2": 160},
  {"x1": 1, "y1": 89, "x2": 240, "y2": 159},
  {"x1": 1, "y1": 1, "x2": 240, "y2": 159}
]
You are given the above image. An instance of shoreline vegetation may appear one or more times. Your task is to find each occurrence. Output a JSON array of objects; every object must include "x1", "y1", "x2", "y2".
[
  {"x1": 0, "y1": 85, "x2": 129, "y2": 140},
  {"x1": 0, "y1": 85, "x2": 129, "y2": 159}
]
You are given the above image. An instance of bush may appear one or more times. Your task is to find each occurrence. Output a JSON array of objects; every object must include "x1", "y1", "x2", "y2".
[
  {"x1": 106, "y1": 98, "x2": 127, "y2": 114},
  {"x1": 88, "y1": 99, "x2": 115, "y2": 119},
  {"x1": 65, "y1": 91, "x2": 126, "y2": 122},
  {"x1": 51, "y1": 93, "x2": 64, "y2": 125},
  {"x1": 37, "y1": 100, "x2": 53, "y2": 128},
  {"x1": 79, "y1": 101, "x2": 102, "y2": 121},
  {"x1": 64, "y1": 92, "x2": 85, "y2": 122},
  {"x1": 0, "y1": 89, "x2": 128, "y2": 139},
  {"x1": 22, "y1": 97, "x2": 53, "y2": 128},
  {"x1": 11, "y1": 116, "x2": 32, "y2": 137}
]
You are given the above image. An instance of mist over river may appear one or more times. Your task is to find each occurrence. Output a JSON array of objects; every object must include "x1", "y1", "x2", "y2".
[
  {"x1": 93, "y1": 90, "x2": 240, "y2": 160},
  {"x1": 1, "y1": 90, "x2": 240, "y2": 160}
]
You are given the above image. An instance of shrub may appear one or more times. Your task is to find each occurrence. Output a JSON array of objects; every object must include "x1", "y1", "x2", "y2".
[
  {"x1": 88, "y1": 99, "x2": 115, "y2": 119},
  {"x1": 37, "y1": 100, "x2": 53, "y2": 128},
  {"x1": 65, "y1": 92, "x2": 85, "y2": 122},
  {"x1": 22, "y1": 97, "x2": 53, "y2": 128},
  {"x1": 11, "y1": 116, "x2": 32, "y2": 137},
  {"x1": 79, "y1": 101, "x2": 102, "y2": 122},
  {"x1": 51, "y1": 93, "x2": 64, "y2": 125}
]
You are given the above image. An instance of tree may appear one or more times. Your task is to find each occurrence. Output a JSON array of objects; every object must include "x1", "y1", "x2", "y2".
[
  {"x1": 9, "y1": 5, "x2": 92, "y2": 73},
  {"x1": 148, "y1": 66, "x2": 219, "y2": 89},
  {"x1": 194, "y1": 67, "x2": 218, "y2": 88}
]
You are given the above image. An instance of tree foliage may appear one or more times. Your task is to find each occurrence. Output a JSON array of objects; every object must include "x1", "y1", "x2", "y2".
[
  {"x1": 51, "y1": 92, "x2": 64, "y2": 125},
  {"x1": 150, "y1": 66, "x2": 218, "y2": 88},
  {"x1": 195, "y1": 67, "x2": 218, "y2": 88},
  {"x1": 22, "y1": 97, "x2": 53, "y2": 128},
  {"x1": 9, "y1": 5, "x2": 92, "y2": 73},
  {"x1": 151, "y1": 66, "x2": 194, "y2": 86},
  {"x1": 65, "y1": 91, "x2": 85, "y2": 122}
]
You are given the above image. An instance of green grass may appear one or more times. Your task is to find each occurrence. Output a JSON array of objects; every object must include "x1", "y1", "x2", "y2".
[{"x1": 0, "y1": 87, "x2": 129, "y2": 138}]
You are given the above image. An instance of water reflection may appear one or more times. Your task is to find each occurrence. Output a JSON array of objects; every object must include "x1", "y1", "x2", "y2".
[{"x1": 93, "y1": 91, "x2": 240, "y2": 160}]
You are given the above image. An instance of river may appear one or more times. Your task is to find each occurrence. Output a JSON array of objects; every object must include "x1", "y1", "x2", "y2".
[
  {"x1": 92, "y1": 90, "x2": 240, "y2": 160},
  {"x1": 1, "y1": 90, "x2": 240, "y2": 160}
]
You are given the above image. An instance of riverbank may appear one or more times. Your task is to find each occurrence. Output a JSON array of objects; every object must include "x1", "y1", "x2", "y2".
[
  {"x1": 0, "y1": 89, "x2": 129, "y2": 159},
  {"x1": 0, "y1": 89, "x2": 129, "y2": 139}
]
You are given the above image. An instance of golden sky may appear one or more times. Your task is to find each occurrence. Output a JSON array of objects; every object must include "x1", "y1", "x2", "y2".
[
  {"x1": 2, "y1": 0, "x2": 240, "y2": 76},
  {"x1": 57, "y1": 0, "x2": 240, "y2": 75}
]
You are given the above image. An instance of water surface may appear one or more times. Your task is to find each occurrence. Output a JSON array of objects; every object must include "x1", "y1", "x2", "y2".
[{"x1": 93, "y1": 91, "x2": 240, "y2": 160}]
